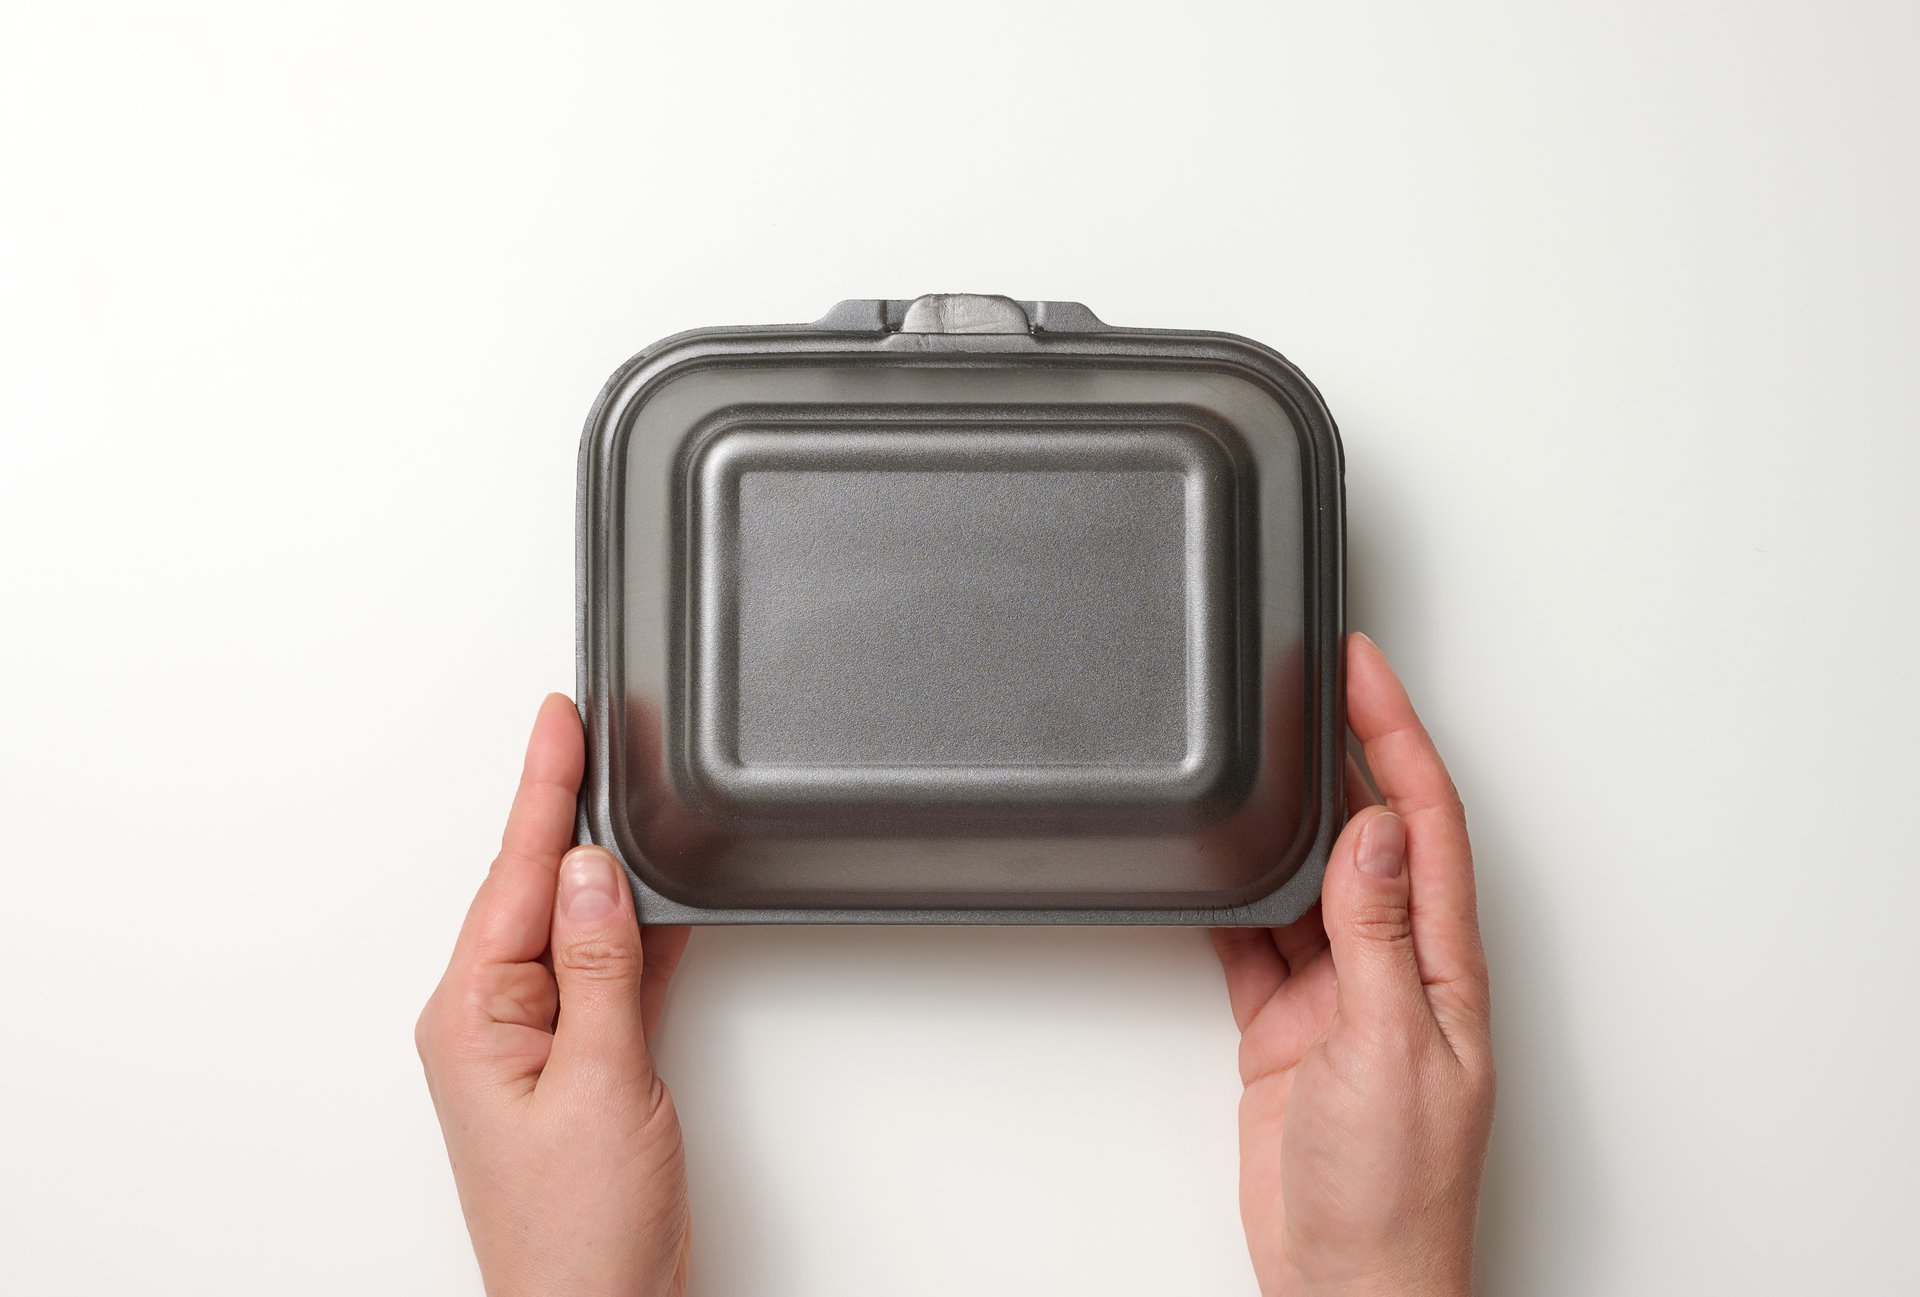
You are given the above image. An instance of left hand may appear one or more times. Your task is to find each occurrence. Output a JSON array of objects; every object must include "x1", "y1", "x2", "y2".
[{"x1": 415, "y1": 694, "x2": 693, "y2": 1297}]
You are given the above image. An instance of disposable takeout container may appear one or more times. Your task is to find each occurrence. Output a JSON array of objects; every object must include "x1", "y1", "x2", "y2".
[{"x1": 575, "y1": 295, "x2": 1345, "y2": 924}]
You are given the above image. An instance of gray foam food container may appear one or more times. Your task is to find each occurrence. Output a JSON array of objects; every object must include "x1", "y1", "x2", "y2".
[{"x1": 576, "y1": 294, "x2": 1345, "y2": 925}]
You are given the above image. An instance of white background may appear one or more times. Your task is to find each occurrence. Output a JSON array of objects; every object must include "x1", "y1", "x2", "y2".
[{"x1": 3, "y1": 2, "x2": 1916, "y2": 1293}]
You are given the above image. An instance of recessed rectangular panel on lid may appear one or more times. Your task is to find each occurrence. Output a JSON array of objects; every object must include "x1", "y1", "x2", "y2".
[{"x1": 678, "y1": 410, "x2": 1246, "y2": 821}]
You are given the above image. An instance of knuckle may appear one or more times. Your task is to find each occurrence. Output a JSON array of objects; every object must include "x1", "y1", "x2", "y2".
[
  {"x1": 641, "y1": 1076, "x2": 680, "y2": 1136},
  {"x1": 1347, "y1": 898, "x2": 1412, "y2": 944},
  {"x1": 489, "y1": 966, "x2": 556, "y2": 1028},
  {"x1": 1446, "y1": 1040, "x2": 1498, "y2": 1117},
  {"x1": 558, "y1": 933, "x2": 640, "y2": 981},
  {"x1": 1236, "y1": 1033, "x2": 1295, "y2": 1088},
  {"x1": 413, "y1": 996, "x2": 456, "y2": 1068},
  {"x1": 1456, "y1": 1001, "x2": 1497, "y2": 1070}
]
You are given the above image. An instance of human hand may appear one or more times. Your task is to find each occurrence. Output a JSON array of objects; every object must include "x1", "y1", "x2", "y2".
[
  {"x1": 416, "y1": 695, "x2": 692, "y2": 1297},
  {"x1": 1212, "y1": 635, "x2": 1494, "y2": 1297}
]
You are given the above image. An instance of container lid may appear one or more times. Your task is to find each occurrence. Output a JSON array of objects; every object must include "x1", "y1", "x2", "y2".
[{"x1": 576, "y1": 295, "x2": 1344, "y2": 924}]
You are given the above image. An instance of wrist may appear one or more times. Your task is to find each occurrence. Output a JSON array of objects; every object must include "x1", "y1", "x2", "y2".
[
  {"x1": 1277, "y1": 1254, "x2": 1473, "y2": 1297},
  {"x1": 1297, "y1": 1274, "x2": 1472, "y2": 1297}
]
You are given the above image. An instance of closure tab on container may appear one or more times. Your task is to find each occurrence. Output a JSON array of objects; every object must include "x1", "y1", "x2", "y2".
[{"x1": 899, "y1": 293, "x2": 1032, "y2": 334}]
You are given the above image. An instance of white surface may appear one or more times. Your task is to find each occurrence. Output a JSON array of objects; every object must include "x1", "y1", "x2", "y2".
[{"x1": 2, "y1": 3, "x2": 1916, "y2": 1293}]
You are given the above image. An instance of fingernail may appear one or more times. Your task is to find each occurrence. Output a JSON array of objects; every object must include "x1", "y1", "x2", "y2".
[
  {"x1": 560, "y1": 848, "x2": 622, "y2": 921},
  {"x1": 1357, "y1": 811, "x2": 1406, "y2": 879}
]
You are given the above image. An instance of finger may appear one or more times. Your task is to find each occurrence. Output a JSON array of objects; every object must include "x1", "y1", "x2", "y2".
[
  {"x1": 1265, "y1": 758, "x2": 1368, "y2": 979},
  {"x1": 1320, "y1": 805, "x2": 1429, "y2": 1028},
  {"x1": 502, "y1": 694, "x2": 586, "y2": 859},
  {"x1": 1212, "y1": 754, "x2": 1364, "y2": 1017},
  {"x1": 1272, "y1": 903, "x2": 1329, "y2": 975},
  {"x1": 477, "y1": 958, "x2": 559, "y2": 1031},
  {"x1": 544, "y1": 845, "x2": 655, "y2": 1093},
  {"x1": 1211, "y1": 927, "x2": 1287, "y2": 1030},
  {"x1": 640, "y1": 925, "x2": 692, "y2": 1040},
  {"x1": 1347, "y1": 634, "x2": 1488, "y2": 1029},
  {"x1": 1235, "y1": 954, "x2": 1338, "y2": 1083},
  {"x1": 457, "y1": 694, "x2": 584, "y2": 967},
  {"x1": 1347, "y1": 635, "x2": 1462, "y2": 824},
  {"x1": 454, "y1": 961, "x2": 560, "y2": 1090}
]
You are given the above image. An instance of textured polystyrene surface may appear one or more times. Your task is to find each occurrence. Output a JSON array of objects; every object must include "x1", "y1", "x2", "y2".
[
  {"x1": 681, "y1": 415, "x2": 1243, "y2": 820},
  {"x1": 733, "y1": 467, "x2": 1189, "y2": 768},
  {"x1": 576, "y1": 299, "x2": 1345, "y2": 923}
]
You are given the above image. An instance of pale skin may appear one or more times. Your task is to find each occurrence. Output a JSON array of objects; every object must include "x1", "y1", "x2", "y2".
[
  {"x1": 417, "y1": 633, "x2": 1493, "y2": 1296},
  {"x1": 1210, "y1": 633, "x2": 1495, "y2": 1297}
]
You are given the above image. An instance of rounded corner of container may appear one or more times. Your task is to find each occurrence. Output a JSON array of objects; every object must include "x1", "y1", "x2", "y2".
[
  {"x1": 624, "y1": 865, "x2": 710, "y2": 925},
  {"x1": 1188, "y1": 331, "x2": 1341, "y2": 443},
  {"x1": 581, "y1": 330, "x2": 716, "y2": 450}
]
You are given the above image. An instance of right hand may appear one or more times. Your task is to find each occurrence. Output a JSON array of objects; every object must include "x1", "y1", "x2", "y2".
[{"x1": 1212, "y1": 634, "x2": 1495, "y2": 1297}]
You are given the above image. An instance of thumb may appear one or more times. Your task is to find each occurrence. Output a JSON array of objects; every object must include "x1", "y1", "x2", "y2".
[
  {"x1": 545, "y1": 846, "x2": 653, "y2": 1088},
  {"x1": 1321, "y1": 807, "x2": 1428, "y2": 1027}
]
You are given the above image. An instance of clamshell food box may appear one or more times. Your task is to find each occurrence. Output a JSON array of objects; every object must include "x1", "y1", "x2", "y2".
[{"x1": 575, "y1": 295, "x2": 1345, "y2": 924}]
